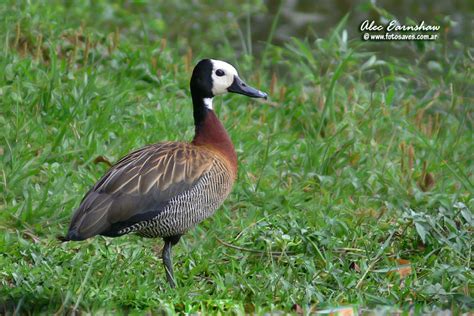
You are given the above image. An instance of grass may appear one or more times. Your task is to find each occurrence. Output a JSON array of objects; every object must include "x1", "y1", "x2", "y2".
[{"x1": 0, "y1": 1, "x2": 473, "y2": 314}]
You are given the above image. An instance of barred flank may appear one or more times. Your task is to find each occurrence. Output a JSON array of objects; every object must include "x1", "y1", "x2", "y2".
[{"x1": 120, "y1": 159, "x2": 232, "y2": 238}]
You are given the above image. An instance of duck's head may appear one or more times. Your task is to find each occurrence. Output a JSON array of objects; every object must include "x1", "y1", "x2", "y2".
[{"x1": 190, "y1": 59, "x2": 267, "y2": 109}]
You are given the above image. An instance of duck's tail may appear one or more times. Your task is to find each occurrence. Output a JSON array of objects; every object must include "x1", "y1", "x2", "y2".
[{"x1": 56, "y1": 229, "x2": 84, "y2": 242}]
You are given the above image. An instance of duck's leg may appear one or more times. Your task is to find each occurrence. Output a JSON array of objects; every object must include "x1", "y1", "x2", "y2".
[{"x1": 162, "y1": 235, "x2": 181, "y2": 288}]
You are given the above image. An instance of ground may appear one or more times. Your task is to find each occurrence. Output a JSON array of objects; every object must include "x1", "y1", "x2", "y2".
[{"x1": 0, "y1": 1, "x2": 472, "y2": 314}]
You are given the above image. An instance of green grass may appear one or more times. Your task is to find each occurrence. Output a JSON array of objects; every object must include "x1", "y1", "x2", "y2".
[{"x1": 0, "y1": 1, "x2": 473, "y2": 314}]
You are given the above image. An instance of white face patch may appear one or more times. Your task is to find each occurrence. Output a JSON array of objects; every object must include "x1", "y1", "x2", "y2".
[
  {"x1": 210, "y1": 59, "x2": 239, "y2": 96},
  {"x1": 203, "y1": 97, "x2": 213, "y2": 110}
]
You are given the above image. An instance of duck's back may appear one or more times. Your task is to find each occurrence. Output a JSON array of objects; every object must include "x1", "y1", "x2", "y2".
[{"x1": 64, "y1": 141, "x2": 236, "y2": 241}]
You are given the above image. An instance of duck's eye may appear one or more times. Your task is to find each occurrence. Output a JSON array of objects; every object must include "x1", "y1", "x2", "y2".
[{"x1": 215, "y1": 69, "x2": 225, "y2": 77}]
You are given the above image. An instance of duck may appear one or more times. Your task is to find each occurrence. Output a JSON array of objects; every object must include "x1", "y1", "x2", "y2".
[{"x1": 60, "y1": 59, "x2": 268, "y2": 288}]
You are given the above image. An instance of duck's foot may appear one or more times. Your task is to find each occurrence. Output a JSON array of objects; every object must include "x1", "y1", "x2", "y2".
[{"x1": 162, "y1": 235, "x2": 181, "y2": 288}]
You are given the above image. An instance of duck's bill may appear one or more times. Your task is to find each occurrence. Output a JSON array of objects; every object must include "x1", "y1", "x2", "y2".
[{"x1": 228, "y1": 76, "x2": 268, "y2": 99}]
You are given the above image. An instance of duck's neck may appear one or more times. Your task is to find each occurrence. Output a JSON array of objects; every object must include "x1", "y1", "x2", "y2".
[{"x1": 191, "y1": 95, "x2": 237, "y2": 174}]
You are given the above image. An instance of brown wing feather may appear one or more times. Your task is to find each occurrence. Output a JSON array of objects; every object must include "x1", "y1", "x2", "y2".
[{"x1": 67, "y1": 142, "x2": 214, "y2": 240}]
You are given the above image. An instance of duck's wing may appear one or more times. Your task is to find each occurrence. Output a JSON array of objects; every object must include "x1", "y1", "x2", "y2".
[{"x1": 65, "y1": 142, "x2": 214, "y2": 240}]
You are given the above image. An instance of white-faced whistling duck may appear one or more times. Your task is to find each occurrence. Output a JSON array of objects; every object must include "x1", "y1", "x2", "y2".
[{"x1": 60, "y1": 59, "x2": 268, "y2": 288}]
